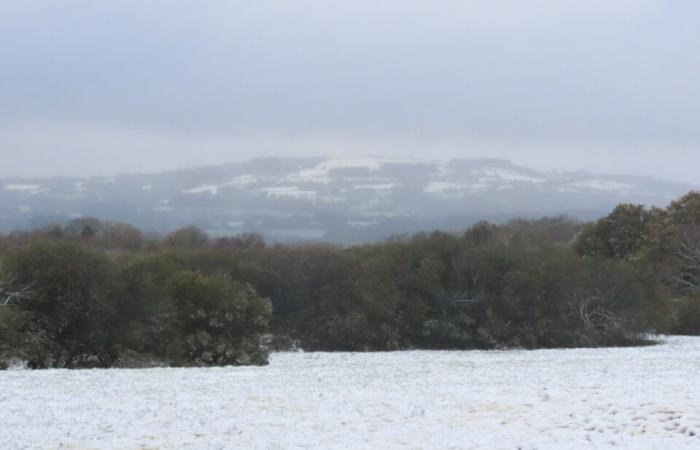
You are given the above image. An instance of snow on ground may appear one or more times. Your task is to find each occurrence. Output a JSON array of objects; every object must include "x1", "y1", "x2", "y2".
[
  {"x1": 424, "y1": 181, "x2": 492, "y2": 197},
  {"x1": 568, "y1": 180, "x2": 635, "y2": 194},
  {"x1": 4, "y1": 184, "x2": 45, "y2": 194},
  {"x1": 280, "y1": 158, "x2": 385, "y2": 184},
  {"x1": 183, "y1": 176, "x2": 259, "y2": 195},
  {"x1": 477, "y1": 168, "x2": 547, "y2": 184},
  {"x1": 352, "y1": 183, "x2": 397, "y2": 191},
  {"x1": 279, "y1": 157, "x2": 422, "y2": 184},
  {"x1": 2, "y1": 337, "x2": 700, "y2": 449},
  {"x1": 183, "y1": 184, "x2": 220, "y2": 195},
  {"x1": 261, "y1": 186, "x2": 318, "y2": 201}
]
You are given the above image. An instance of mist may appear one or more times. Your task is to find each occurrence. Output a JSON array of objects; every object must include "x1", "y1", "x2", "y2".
[{"x1": 1, "y1": 1, "x2": 699, "y2": 181}]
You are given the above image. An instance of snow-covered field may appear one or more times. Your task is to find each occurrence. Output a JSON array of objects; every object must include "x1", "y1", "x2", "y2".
[{"x1": 2, "y1": 337, "x2": 700, "y2": 449}]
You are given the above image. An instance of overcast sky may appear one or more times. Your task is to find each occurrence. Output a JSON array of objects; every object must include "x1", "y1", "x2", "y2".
[{"x1": 0, "y1": 1, "x2": 698, "y2": 181}]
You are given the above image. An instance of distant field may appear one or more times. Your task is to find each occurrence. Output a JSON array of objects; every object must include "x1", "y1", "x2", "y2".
[{"x1": 2, "y1": 337, "x2": 700, "y2": 449}]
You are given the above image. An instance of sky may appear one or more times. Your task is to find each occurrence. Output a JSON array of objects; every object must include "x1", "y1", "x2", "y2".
[{"x1": 0, "y1": 0, "x2": 699, "y2": 182}]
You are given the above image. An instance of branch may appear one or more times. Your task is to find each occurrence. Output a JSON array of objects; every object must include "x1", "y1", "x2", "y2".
[{"x1": 0, "y1": 277, "x2": 34, "y2": 307}]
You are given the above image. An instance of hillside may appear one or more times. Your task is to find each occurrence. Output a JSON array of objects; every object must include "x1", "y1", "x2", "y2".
[{"x1": 0, "y1": 157, "x2": 695, "y2": 244}]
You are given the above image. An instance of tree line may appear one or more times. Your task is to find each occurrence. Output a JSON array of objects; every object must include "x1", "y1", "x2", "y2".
[{"x1": 1, "y1": 192, "x2": 699, "y2": 368}]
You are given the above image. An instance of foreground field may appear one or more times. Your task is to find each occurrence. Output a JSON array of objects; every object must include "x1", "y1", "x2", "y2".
[{"x1": 2, "y1": 337, "x2": 700, "y2": 449}]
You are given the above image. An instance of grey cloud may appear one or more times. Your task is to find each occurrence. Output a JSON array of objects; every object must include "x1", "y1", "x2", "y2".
[{"x1": 0, "y1": 0, "x2": 699, "y2": 180}]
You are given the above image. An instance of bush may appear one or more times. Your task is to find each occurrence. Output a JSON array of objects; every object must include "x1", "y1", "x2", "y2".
[
  {"x1": 1, "y1": 241, "x2": 118, "y2": 368},
  {"x1": 167, "y1": 271, "x2": 272, "y2": 365},
  {"x1": 0, "y1": 243, "x2": 273, "y2": 368},
  {"x1": 484, "y1": 251, "x2": 668, "y2": 348},
  {"x1": 673, "y1": 297, "x2": 700, "y2": 335}
]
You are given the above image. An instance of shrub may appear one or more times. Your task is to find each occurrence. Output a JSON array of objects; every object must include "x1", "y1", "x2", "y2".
[
  {"x1": 167, "y1": 271, "x2": 272, "y2": 365},
  {"x1": 1, "y1": 241, "x2": 118, "y2": 368}
]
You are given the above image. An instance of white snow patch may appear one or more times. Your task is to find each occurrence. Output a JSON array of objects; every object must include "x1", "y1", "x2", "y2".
[
  {"x1": 281, "y1": 159, "x2": 375, "y2": 184},
  {"x1": 2, "y1": 359, "x2": 28, "y2": 370},
  {"x1": 424, "y1": 181, "x2": 491, "y2": 197},
  {"x1": 424, "y1": 181, "x2": 464, "y2": 194},
  {"x1": 4, "y1": 184, "x2": 44, "y2": 194},
  {"x1": 183, "y1": 176, "x2": 258, "y2": 195},
  {"x1": 262, "y1": 187, "x2": 317, "y2": 200},
  {"x1": 280, "y1": 157, "x2": 409, "y2": 184},
  {"x1": 141, "y1": 185, "x2": 153, "y2": 191},
  {"x1": 479, "y1": 168, "x2": 547, "y2": 184},
  {"x1": 570, "y1": 179, "x2": 635, "y2": 193},
  {"x1": 183, "y1": 184, "x2": 220, "y2": 195},
  {"x1": 348, "y1": 220, "x2": 379, "y2": 227},
  {"x1": 353, "y1": 183, "x2": 396, "y2": 191},
  {"x1": 2, "y1": 337, "x2": 700, "y2": 449},
  {"x1": 227, "y1": 175, "x2": 257, "y2": 186}
]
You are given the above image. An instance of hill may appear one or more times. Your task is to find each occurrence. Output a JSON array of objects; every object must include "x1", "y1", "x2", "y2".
[{"x1": 1, "y1": 157, "x2": 695, "y2": 244}]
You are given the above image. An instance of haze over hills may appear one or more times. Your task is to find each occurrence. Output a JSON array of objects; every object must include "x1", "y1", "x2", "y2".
[{"x1": 0, "y1": 156, "x2": 695, "y2": 245}]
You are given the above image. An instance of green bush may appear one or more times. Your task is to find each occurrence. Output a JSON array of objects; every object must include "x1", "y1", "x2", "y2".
[
  {"x1": 1, "y1": 241, "x2": 118, "y2": 368},
  {"x1": 0, "y1": 243, "x2": 273, "y2": 368},
  {"x1": 167, "y1": 271, "x2": 272, "y2": 366}
]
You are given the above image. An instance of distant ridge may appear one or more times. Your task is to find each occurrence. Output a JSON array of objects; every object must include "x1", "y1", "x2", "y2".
[{"x1": 0, "y1": 156, "x2": 696, "y2": 244}]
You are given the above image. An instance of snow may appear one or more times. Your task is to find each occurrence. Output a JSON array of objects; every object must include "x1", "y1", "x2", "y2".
[
  {"x1": 2, "y1": 336, "x2": 700, "y2": 449},
  {"x1": 424, "y1": 181, "x2": 490, "y2": 197},
  {"x1": 183, "y1": 176, "x2": 259, "y2": 195},
  {"x1": 425, "y1": 166, "x2": 549, "y2": 198},
  {"x1": 353, "y1": 183, "x2": 396, "y2": 191},
  {"x1": 228, "y1": 175, "x2": 258, "y2": 186},
  {"x1": 348, "y1": 220, "x2": 379, "y2": 227},
  {"x1": 280, "y1": 158, "x2": 384, "y2": 184},
  {"x1": 425, "y1": 181, "x2": 465, "y2": 195},
  {"x1": 478, "y1": 168, "x2": 547, "y2": 184},
  {"x1": 424, "y1": 169, "x2": 648, "y2": 200},
  {"x1": 4, "y1": 184, "x2": 44, "y2": 194},
  {"x1": 183, "y1": 184, "x2": 220, "y2": 195},
  {"x1": 280, "y1": 157, "x2": 416, "y2": 184},
  {"x1": 262, "y1": 186, "x2": 317, "y2": 200},
  {"x1": 569, "y1": 180, "x2": 635, "y2": 193}
]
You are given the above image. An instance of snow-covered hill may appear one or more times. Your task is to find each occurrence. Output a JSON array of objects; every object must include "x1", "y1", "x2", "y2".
[
  {"x1": 0, "y1": 157, "x2": 695, "y2": 243},
  {"x1": 3, "y1": 336, "x2": 700, "y2": 449}
]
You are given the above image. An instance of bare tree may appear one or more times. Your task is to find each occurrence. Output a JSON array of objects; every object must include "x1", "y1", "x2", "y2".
[
  {"x1": 0, "y1": 276, "x2": 33, "y2": 307},
  {"x1": 566, "y1": 293, "x2": 623, "y2": 332},
  {"x1": 668, "y1": 225, "x2": 700, "y2": 297}
]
